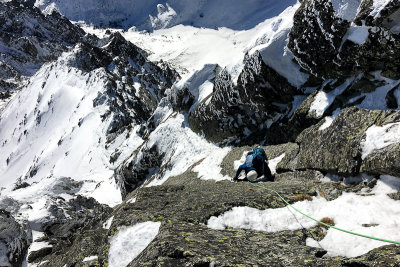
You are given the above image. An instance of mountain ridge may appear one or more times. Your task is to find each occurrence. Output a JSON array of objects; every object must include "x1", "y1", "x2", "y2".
[{"x1": 0, "y1": 0, "x2": 399, "y2": 266}]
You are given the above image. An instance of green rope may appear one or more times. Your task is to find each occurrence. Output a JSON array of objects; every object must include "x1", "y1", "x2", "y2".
[{"x1": 248, "y1": 182, "x2": 400, "y2": 245}]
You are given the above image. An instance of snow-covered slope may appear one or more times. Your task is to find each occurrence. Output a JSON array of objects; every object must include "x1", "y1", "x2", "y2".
[
  {"x1": 0, "y1": 27, "x2": 180, "y2": 212},
  {"x1": 0, "y1": 1, "x2": 86, "y2": 112},
  {"x1": 33, "y1": 0, "x2": 296, "y2": 31}
]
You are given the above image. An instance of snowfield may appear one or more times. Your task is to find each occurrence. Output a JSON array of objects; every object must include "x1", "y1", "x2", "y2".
[
  {"x1": 0, "y1": 51, "x2": 130, "y2": 208},
  {"x1": 35, "y1": 0, "x2": 296, "y2": 31},
  {"x1": 83, "y1": 1, "x2": 304, "y2": 87}
]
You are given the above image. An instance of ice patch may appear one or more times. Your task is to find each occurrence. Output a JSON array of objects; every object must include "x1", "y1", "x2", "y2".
[
  {"x1": 108, "y1": 221, "x2": 161, "y2": 267},
  {"x1": 361, "y1": 122, "x2": 400, "y2": 159}
]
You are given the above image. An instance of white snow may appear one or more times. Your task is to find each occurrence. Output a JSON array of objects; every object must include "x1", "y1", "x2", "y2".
[
  {"x1": 0, "y1": 49, "x2": 148, "y2": 208},
  {"x1": 81, "y1": 1, "x2": 303, "y2": 87},
  {"x1": 103, "y1": 216, "x2": 114, "y2": 230},
  {"x1": 309, "y1": 78, "x2": 354, "y2": 118},
  {"x1": 256, "y1": 29, "x2": 309, "y2": 87},
  {"x1": 37, "y1": 0, "x2": 296, "y2": 31},
  {"x1": 207, "y1": 175, "x2": 400, "y2": 257},
  {"x1": 331, "y1": 0, "x2": 361, "y2": 21},
  {"x1": 357, "y1": 78, "x2": 400, "y2": 110},
  {"x1": 370, "y1": 0, "x2": 392, "y2": 18},
  {"x1": 127, "y1": 197, "x2": 137, "y2": 204},
  {"x1": 361, "y1": 122, "x2": 400, "y2": 159},
  {"x1": 318, "y1": 108, "x2": 341, "y2": 130},
  {"x1": 268, "y1": 153, "x2": 285, "y2": 175},
  {"x1": 108, "y1": 221, "x2": 161, "y2": 267},
  {"x1": 172, "y1": 64, "x2": 219, "y2": 113},
  {"x1": 82, "y1": 256, "x2": 98, "y2": 262},
  {"x1": 193, "y1": 147, "x2": 231, "y2": 181},
  {"x1": 346, "y1": 26, "x2": 369, "y2": 45},
  {"x1": 25, "y1": 231, "x2": 52, "y2": 267},
  {"x1": 144, "y1": 112, "x2": 232, "y2": 187}
]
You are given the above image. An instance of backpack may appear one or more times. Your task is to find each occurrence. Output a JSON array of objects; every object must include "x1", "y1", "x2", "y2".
[
  {"x1": 251, "y1": 148, "x2": 267, "y2": 175},
  {"x1": 252, "y1": 148, "x2": 266, "y2": 161}
]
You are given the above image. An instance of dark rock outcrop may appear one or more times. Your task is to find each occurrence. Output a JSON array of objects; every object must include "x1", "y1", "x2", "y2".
[
  {"x1": 189, "y1": 51, "x2": 299, "y2": 144},
  {"x1": 288, "y1": 0, "x2": 400, "y2": 79},
  {"x1": 361, "y1": 142, "x2": 400, "y2": 177},
  {"x1": 0, "y1": 209, "x2": 30, "y2": 266},
  {"x1": 115, "y1": 143, "x2": 166, "y2": 197},
  {"x1": 294, "y1": 107, "x2": 400, "y2": 178},
  {"x1": 26, "y1": 195, "x2": 112, "y2": 264}
]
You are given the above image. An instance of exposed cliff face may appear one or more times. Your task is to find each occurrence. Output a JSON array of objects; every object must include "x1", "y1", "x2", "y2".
[
  {"x1": 0, "y1": 210, "x2": 30, "y2": 266},
  {"x1": 188, "y1": 51, "x2": 299, "y2": 144},
  {"x1": 288, "y1": 0, "x2": 400, "y2": 79}
]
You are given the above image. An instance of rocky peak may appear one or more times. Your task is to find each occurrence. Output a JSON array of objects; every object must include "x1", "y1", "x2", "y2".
[{"x1": 0, "y1": 1, "x2": 85, "y2": 98}]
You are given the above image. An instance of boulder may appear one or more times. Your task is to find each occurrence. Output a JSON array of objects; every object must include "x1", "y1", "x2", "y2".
[
  {"x1": 295, "y1": 107, "x2": 394, "y2": 176},
  {"x1": 361, "y1": 142, "x2": 400, "y2": 177}
]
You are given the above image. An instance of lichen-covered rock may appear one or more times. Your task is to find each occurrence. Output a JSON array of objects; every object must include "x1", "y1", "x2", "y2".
[
  {"x1": 345, "y1": 244, "x2": 400, "y2": 267},
  {"x1": 265, "y1": 143, "x2": 300, "y2": 172},
  {"x1": 274, "y1": 170, "x2": 324, "y2": 185},
  {"x1": 0, "y1": 209, "x2": 30, "y2": 266},
  {"x1": 295, "y1": 107, "x2": 395, "y2": 176},
  {"x1": 361, "y1": 142, "x2": 400, "y2": 177},
  {"x1": 35, "y1": 169, "x2": 400, "y2": 266}
]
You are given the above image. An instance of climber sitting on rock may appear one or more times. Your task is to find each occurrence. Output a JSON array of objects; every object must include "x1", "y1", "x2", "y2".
[{"x1": 233, "y1": 146, "x2": 273, "y2": 182}]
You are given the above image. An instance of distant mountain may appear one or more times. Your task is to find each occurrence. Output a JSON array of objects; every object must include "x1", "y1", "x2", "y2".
[{"x1": 31, "y1": 0, "x2": 297, "y2": 30}]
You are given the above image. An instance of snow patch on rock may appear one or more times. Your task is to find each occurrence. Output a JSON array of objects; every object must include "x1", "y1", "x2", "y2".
[
  {"x1": 346, "y1": 26, "x2": 369, "y2": 45},
  {"x1": 108, "y1": 221, "x2": 161, "y2": 267},
  {"x1": 331, "y1": 0, "x2": 361, "y2": 21},
  {"x1": 370, "y1": 0, "x2": 392, "y2": 18},
  {"x1": 361, "y1": 122, "x2": 400, "y2": 159},
  {"x1": 309, "y1": 78, "x2": 354, "y2": 118},
  {"x1": 207, "y1": 175, "x2": 400, "y2": 257}
]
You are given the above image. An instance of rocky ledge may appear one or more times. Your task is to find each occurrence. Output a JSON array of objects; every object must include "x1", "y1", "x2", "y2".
[{"x1": 27, "y1": 166, "x2": 398, "y2": 266}]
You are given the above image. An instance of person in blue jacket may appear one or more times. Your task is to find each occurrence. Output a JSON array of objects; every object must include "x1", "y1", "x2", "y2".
[{"x1": 233, "y1": 147, "x2": 272, "y2": 182}]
